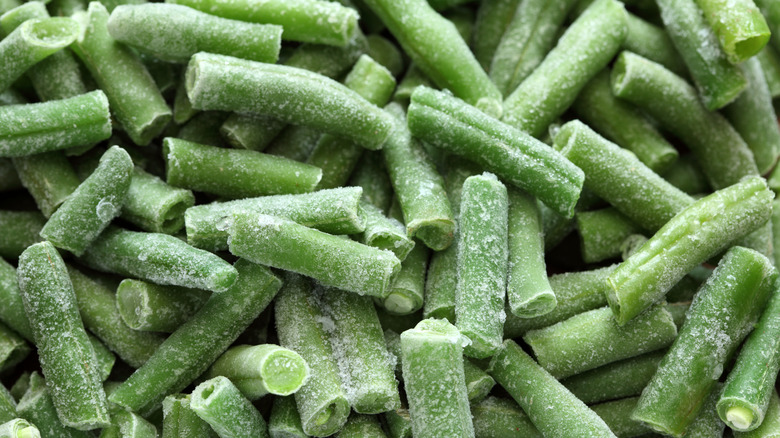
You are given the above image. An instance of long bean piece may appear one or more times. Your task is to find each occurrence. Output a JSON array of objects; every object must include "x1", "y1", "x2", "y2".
[
  {"x1": 695, "y1": 0, "x2": 770, "y2": 63},
  {"x1": 191, "y1": 376, "x2": 268, "y2": 438},
  {"x1": 12, "y1": 152, "x2": 80, "y2": 219},
  {"x1": 115, "y1": 279, "x2": 210, "y2": 333}
]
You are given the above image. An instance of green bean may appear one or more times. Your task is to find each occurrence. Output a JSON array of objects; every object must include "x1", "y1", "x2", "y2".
[
  {"x1": 0, "y1": 322, "x2": 29, "y2": 373},
  {"x1": 0, "y1": 212, "x2": 44, "y2": 260},
  {"x1": 503, "y1": 264, "x2": 617, "y2": 338},
  {"x1": 392, "y1": 64, "x2": 433, "y2": 103},
  {"x1": 274, "y1": 274, "x2": 350, "y2": 437},
  {"x1": 185, "y1": 53, "x2": 393, "y2": 151},
  {"x1": 263, "y1": 125, "x2": 321, "y2": 162},
  {"x1": 380, "y1": 242, "x2": 428, "y2": 315},
  {"x1": 524, "y1": 305, "x2": 676, "y2": 379},
  {"x1": 0, "y1": 159, "x2": 20, "y2": 192},
  {"x1": 407, "y1": 86, "x2": 584, "y2": 219},
  {"x1": 71, "y1": 2, "x2": 171, "y2": 146},
  {"x1": 560, "y1": 350, "x2": 665, "y2": 405},
  {"x1": 716, "y1": 279, "x2": 780, "y2": 431},
  {"x1": 16, "y1": 373, "x2": 90, "y2": 438},
  {"x1": 735, "y1": 390, "x2": 780, "y2": 438},
  {"x1": 268, "y1": 396, "x2": 305, "y2": 438},
  {"x1": 632, "y1": 246, "x2": 777, "y2": 437},
  {"x1": 723, "y1": 57, "x2": 780, "y2": 175},
  {"x1": 184, "y1": 187, "x2": 365, "y2": 252},
  {"x1": 87, "y1": 335, "x2": 114, "y2": 382},
  {"x1": 229, "y1": 212, "x2": 400, "y2": 298},
  {"x1": 336, "y1": 414, "x2": 385, "y2": 438},
  {"x1": 588, "y1": 397, "x2": 649, "y2": 438},
  {"x1": 0, "y1": 259, "x2": 31, "y2": 342},
  {"x1": 571, "y1": 70, "x2": 679, "y2": 174},
  {"x1": 383, "y1": 103, "x2": 454, "y2": 251},
  {"x1": 161, "y1": 394, "x2": 218, "y2": 438},
  {"x1": 681, "y1": 383, "x2": 726, "y2": 438},
  {"x1": 0, "y1": 16, "x2": 79, "y2": 93},
  {"x1": 107, "y1": 4, "x2": 281, "y2": 64},
  {"x1": 172, "y1": 81, "x2": 197, "y2": 125},
  {"x1": 400, "y1": 319, "x2": 474, "y2": 437},
  {"x1": 365, "y1": 34, "x2": 404, "y2": 78},
  {"x1": 488, "y1": 340, "x2": 617, "y2": 437},
  {"x1": 40, "y1": 145, "x2": 132, "y2": 256},
  {"x1": 655, "y1": 0, "x2": 747, "y2": 109},
  {"x1": 12, "y1": 152, "x2": 79, "y2": 219},
  {"x1": 463, "y1": 359, "x2": 494, "y2": 403},
  {"x1": 695, "y1": 0, "x2": 770, "y2": 63},
  {"x1": 0, "y1": 418, "x2": 40, "y2": 438},
  {"x1": 219, "y1": 114, "x2": 283, "y2": 152},
  {"x1": 661, "y1": 155, "x2": 711, "y2": 196},
  {"x1": 0, "y1": 90, "x2": 111, "y2": 157},
  {"x1": 349, "y1": 151, "x2": 393, "y2": 214},
  {"x1": 472, "y1": 0, "x2": 520, "y2": 70},
  {"x1": 17, "y1": 242, "x2": 109, "y2": 430},
  {"x1": 489, "y1": 0, "x2": 578, "y2": 96},
  {"x1": 471, "y1": 397, "x2": 541, "y2": 438},
  {"x1": 167, "y1": 0, "x2": 358, "y2": 47},
  {"x1": 115, "y1": 279, "x2": 210, "y2": 333},
  {"x1": 108, "y1": 260, "x2": 281, "y2": 415},
  {"x1": 502, "y1": 0, "x2": 627, "y2": 137},
  {"x1": 175, "y1": 112, "x2": 228, "y2": 148},
  {"x1": 163, "y1": 138, "x2": 322, "y2": 199},
  {"x1": 383, "y1": 407, "x2": 411, "y2": 438},
  {"x1": 606, "y1": 176, "x2": 773, "y2": 325},
  {"x1": 359, "y1": 0, "x2": 501, "y2": 117},
  {"x1": 506, "y1": 188, "x2": 555, "y2": 317},
  {"x1": 456, "y1": 173, "x2": 508, "y2": 359},
  {"x1": 68, "y1": 267, "x2": 165, "y2": 368},
  {"x1": 623, "y1": 12, "x2": 687, "y2": 77},
  {"x1": 122, "y1": 167, "x2": 195, "y2": 235},
  {"x1": 576, "y1": 208, "x2": 642, "y2": 264},
  {"x1": 191, "y1": 376, "x2": 267, "y2": 438},
  {"x1": 756, "y1": 46, "x2": 780, "y2": 98}
]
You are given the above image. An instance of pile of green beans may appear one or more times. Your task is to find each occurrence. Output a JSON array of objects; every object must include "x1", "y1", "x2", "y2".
[{"x1": 2, "y1": 0, "x2": 780, "y2": 437}]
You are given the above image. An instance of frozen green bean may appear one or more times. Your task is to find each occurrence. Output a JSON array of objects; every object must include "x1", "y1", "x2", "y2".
[
  {"x1": 735, "y1": 390, "x2": 780, "y2": 438},
  {"x1": 606, "y1": 176, "x2": 773, "y2": 325},
  {"x1": 16, "y1": 373, "x2": 90, "y2": 438},
  {"x1": 161, "y1": 394, "x2": 218, "y2": 438},
  {"x1": 661, "y1": 155, "x2": 711, "y2": 196},
  {"x1": 191, "y1": 376, "x2": 267, "y2": 438},
  {"x1": 590, "y1": 397, "x2": 650, "y2": 438},
  {"x1": 349, "y1": 151, "x2": 393, "y2": 214},
  {"x1": 122, "y1": 167, "x2": 195, "y2": 235},
  {"x1": 380, "y1": 242, "x2": 428, "y2": 316},
  {"x1": 622, "y1": 12, "x2": 687, "y2": 77},
  {"x1": 267, "y1": 396, "x2": 305, "y2": 438},
  {"x1": 471, "y1": 397, "x2": 541, "y2": 438},
  {"x1": 472, "y1": 0, "x2": 521, "y2": 70},
  {"x1": 0, "y1": 212, "x2": 44, "y2": 259},
  {"x1": 0, "y1": 418, "x2": 39, "y2": 438},
  {"x1": 463, "y1": 359, "x2": 495, "y2": 403},
  {"x1": 576, "y1": 208, "x2": 643, "y2": 264},
  {"x1": 757, "y1": 45, "x2": 780, "y2": 98},
  {"x1": 115, "y1": 279, "x2": 210, "y2": 333},
  {"x1": 12, "y1": 152, "x2": 79, "y2": 218},
  {"x1": 0, "y1": 322, "x2": 29, "y2": 373},
  {"x1": 695, "y1": 0, "x2": 770, "y2": 63}
]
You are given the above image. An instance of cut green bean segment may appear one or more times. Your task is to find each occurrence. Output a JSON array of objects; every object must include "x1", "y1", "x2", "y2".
[
  {"x1": 268, "y1": 396, "x2": 305, "y2": 438},
  {"x1": 263, "y1": 125, "x2": 321, "y2": 162},
  {"x1": 456, "y1": 173, "x2": 508, "y2": 359},
  {"x1": 471, "y1": 397, "x2": 541, "y2": 438},
  {"x1": 349, "y1": 151, "x2": 393, "y2": 214},
  {"x1": 163, "y1": 138, "x2": 322, "y2": 199},
  {"x1": 204, "y1": 344, "x2": 309, "y2": 400},
  {"x1": 472, "y1": 0, "x2": 521, "y2": 70},
  {"x1": 0, "y1": 259, "x2": 31, "y2": 342},
  {"x1": 383, "y1": 103, "x2": 454, "y2": 251},
  {"x1": 757, "y1": 46, "x2": 780, "y2": 98},
  {"x1": 576, "y1": 208, "x2": 643, "y2": 264},
  {"x1": 68, "y1": 266, "x2": 164, "y2": 368},
  {"x1": 632, "y1": 246, "x2": 778, "y2": 437},
  {"x1": 489, "y1": 0, "x2": 578, "y2": 96},
  {"x1": 108, "y1": 4, "x2": 281, "y2": 64},
  {"x1": 360, "y1": 0, "x2": 501, "y2": 117},
  {"x1": 560, "y1": 350, "x2": 665, "y2": 405},
  {"x1": 735, "y1": 390, "x2": 780, "y2": 438},
  {"x1": 12, "y1": 152, "x2": 80, "y2": 218},
  {"x1": 320, "y1": 287, "x2": 400, "y2": 414},
  {"x1": 572, "y1": 70, "x2": 679, "y2": 174},
  {"x1": 724, "y1": 57, "x2": 780, "y2": 175},
  {"x1": 555, "y1": 120, "x2": 693, "y2": 233},
  {"x1": 0, "y1": 90, "x2": 111, "y2": 157},
  {"x1": 685, "y1": 383, "x2": 726, "y2": 438},
  {"x1": 392, "y1": 64, "x2": 433, "y2": 103},
  {"x1": 655, "y1": 0, "x2": 747, "y2": 110},
  {"x1": 176, "y1": 112, "x2": 228, "y2": 148},
  {"x1": 0, "y1": 2, "x2": 86, "y2": 102},
  {"x1": 408, "y1": 86, "x2": 584, "y2": 219},
  {"x1": 185, "y1": 187, "x2": 365, "y2": 252},
  {"x1": 335, "y1": 414, "x2": 385, "y2": 438},
  {"x1": 220, "y1": 114, "x2": 284, "y2": 152},
  {"x1": 167, "y1": 0, "x2": 357, "y2": 47},
  {"x1": 191, "y1": 376, "x2": 267, "y2": 438},
  {"x1": 229, "y1": 212, "x2": 400, "y2": 298},
  {"x1": 0, "y1": 212, "x2": 44, "y2": 259},
  {"x1": 116, "y1": 279, "x2": 210, "y2": 333},
  {"x1": 488, "y1": 340, "x2": 617, "y2": 437},
  {"x1": 380, "y1": 242, "x2": 428, "y2": 316},
  {"x1": 186, "y1": 53, "x2": 393, "y2": 151},
  {"x1": 0, "y1": 322, "x2": 29, "y2": 373},
  {"x1": 506, "y1": 188, "x2": 555, "y2": 318},
  {"x1": 502, "y1": 0, "x2": 627, "y2": 138},
  {"x1": 16, "y1": 373, "x2": 90, "y2": 438},
  {"x1": 0, "y1": 16, "x2": 79, "y2": 93},
  {"x1": 108, "y1": 260, "x2": 281, "y2": 415},
  {"x1": 0, "y1": 418, "x2": 40, "y2": 438},
  {"x1": 87, "y1": 335, "x2": 114, "y2": 382},
  {"x1": 173, "y1": 80, "x2": 197, "y2": 125},
  {"x1": 504, "y1": 264, "x2": 617, "y2": 338},
  {"x1": 606, "y1": 176, "x2": 773, "y2": 325},
  {"x1": 365, "y1": 34, "x2": 403, "y2": 78},
  {"x1": 623, "y1": 12, "x2": 687, "y2": 77},
  {"x1": 383, "y1": 407, "x2": 411, "y2": 438},
  {"x1": 122, "y1": 167, "x2": 195, "y2": 235},
  {"x1": 717, "y1": 279, "x2": 780, "y2": 431},
  {"x1": 17, "y1": 242, "x2": 109, "y2": 430},
  {"x1": 81, "y1": 226, "x2": 238, "y2": 294},
  {"x1": 100, "y1": 405, "x2": 157, "y2": 438},
  {"x1": 590, "y1": 397, "x2": 650, "y2": 438},
  {"x1": 40, "y1": 145, "x2": 132, "y2": 256},
  {"x1": 71, "y1": 2, "x2": 171, "y2": 146},
  {"x1": 524, "y1": 305, "x2": 676, "y2": 379},
  {"x1": 661, "y1": 155, "x2": 711, "y2": 196},
  {"x1": 161, "y1": 394, "x2": 218, "y2": 438},
  {"x1": 274, "y1": 274, "x2": 350, "y2": 437},
  {"x1": 400, "y1": 319, "x2": 474, "y2": 437},
  {"x1": 695, "y1": 0, "x2": 770, "y2": 63},
  {"x1": 464, "y1": 359, "x2": 495, "y2": 403}
]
